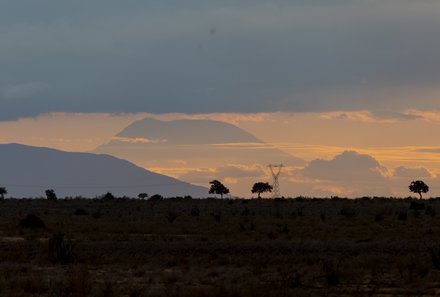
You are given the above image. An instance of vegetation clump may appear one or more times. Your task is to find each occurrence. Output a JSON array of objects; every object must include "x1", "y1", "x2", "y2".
[
  {"x1": 409, "y1": 180, "x2": 429, "y2": 199},
  {"x1": 0, "y1": 186, "x2": 7, "y2": 199},
  {"x1": 102, "y1": 192, "x2": 116, "y2": 200},
  {"x1": 45, "y1": 189, "x2": 57, "y2": 201},
  {"x1": 138, "y1": 193, "x2": 148, "y2": 199},
  {"x1": 74, "y1": 208, "x2": 88, "y2": 216},
  {"x1": 208, "y1": 180, "x2": 230, "y2": 199},
  {"x1": 48, "y1": 232, "x2": 75, "y2": 264},
  {"x1": 19, "y1": 214, "x2": 45, "y2": 229},
  {"x1": 251, "y1": 182, "x2": 273, "y2": 199}
]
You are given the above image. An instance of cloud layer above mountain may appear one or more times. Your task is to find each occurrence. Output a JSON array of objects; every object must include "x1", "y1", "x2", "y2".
[{"x1": 1, "y1": 0, "x2": 440, "y2": 119}]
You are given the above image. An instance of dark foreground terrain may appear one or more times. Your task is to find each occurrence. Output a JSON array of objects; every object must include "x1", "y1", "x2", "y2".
[{"x1": 1, "y1": 197, "x2": 440, "y2": 296}]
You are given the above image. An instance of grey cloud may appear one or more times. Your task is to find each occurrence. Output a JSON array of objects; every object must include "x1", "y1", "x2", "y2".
[
  {"x1": 179, "y1": 164, "x2": 266, "y2": 183},
  {"x1": 1, "y1": 0, "x2": 440, "y2": 119},
  {"x1": 216, "y1": 165, "x2": 265, "y2": 179},
  {"x1": 292, "y1": 151, "x2": 394, "y2": 197},
  {"x1": 2, "y1": 82, "x2": 51, "y2": 99},
  {"x1": 299, "y1": 151, "x2": 387, "y2": 182},
  {"x1": 416, "y1": 148, "x2": 440, "y2": 153},
  {"x1": 393, "y1": 166, "x2": 432, "y2": 179}
]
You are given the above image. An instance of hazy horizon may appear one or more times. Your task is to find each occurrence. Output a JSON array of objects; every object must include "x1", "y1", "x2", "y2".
[{"x1": 1, "y1": 111, "x2": 439, "y2": 198}]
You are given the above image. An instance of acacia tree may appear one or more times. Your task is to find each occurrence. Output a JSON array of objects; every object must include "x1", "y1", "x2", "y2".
[
  {"x1": 409, "y1": 180, "x2": 429, "y2": 199},
  {"x1": 138, "y1": 193, "x2": 149, "y2": 199},
  {"x1": 209, "y1": 180, "x2": 230, "y2": 199},
  {"x1": 45, "y1": 189, "x2": 57, "y2": 201},
  {"x1": 251, "y1": 182, "x2": 273, "y2": 199},
  {"x1": 0, "y1": 187, "x2": 7, "y2": 200}
]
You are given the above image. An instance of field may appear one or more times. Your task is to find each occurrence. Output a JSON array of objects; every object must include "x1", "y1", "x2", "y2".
[{"x1": 1, "y1": 197, "x2": 440, "y2": 296}]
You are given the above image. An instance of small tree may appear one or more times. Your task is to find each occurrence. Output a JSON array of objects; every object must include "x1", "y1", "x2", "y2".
[
  {"x1": 102, "y1": 192, "x2": 115, "y2": 200},
  {"x1": 409, "y1": 180, "x2": 429, "y2": 199},
  {"x1": 251, "y1": 182, "x2": 273, "y2": 199},
  {"x1": 0, "y1": 187, "x2": 7, "y2": 200},
  {"x1": 138, "y1": 193, "x2": 149, "y2": 200},
  {"x1": 45, "y1": 189, "x2": 57, "y2": 201},
  {"x1": 209, "y1": 180, "x2": 230, "y2": 199}
]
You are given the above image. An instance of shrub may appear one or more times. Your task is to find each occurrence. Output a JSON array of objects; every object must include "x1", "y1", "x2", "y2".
[
  {"x1": 48, "y1": 232, "x2": 75, "y2": 264},
  {"x1": 211, "y1": 210, "x2": 222, "y2": 222},
  {"x1": 340, "y1": 207, "x2": 357, "y2": 218},
  {"x1": 375, "y1": 212, "x2": 384, "y2": 222},
  {"x1": 322, "y1": 260, "x2": 340, "y2": 286},
  {"x1": 426, "y1": 205, "x2": 436, "y2": 217},
  {"x1": 73, "y1": 208, "x2": 88, "y2": 216},
  {"x1": 167, "y1": 210, "x2": 179, "y2": 223},
  {"x1": 45, "y1": 189, "x2": 57, "y2": 201},
  {"x1": 397, "y1": 210, "x2": 408, "y2": 221},
  {"x1": 190, "y1": 206, "x2": 200, "y2": 216},
  {"x1": 409, "y1": 201, "x2": 425, "y2": 210},
  {"x1": 102, "y1": 192, "x2": 116, "y2": 200},
  {"x1": 19, "y1": 214, "x2": 45, "y2": 229}
]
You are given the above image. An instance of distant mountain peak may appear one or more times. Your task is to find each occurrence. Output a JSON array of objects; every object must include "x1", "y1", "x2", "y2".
[{"x1": 116, "y1": 117, "x2": 262, "y2": 145}]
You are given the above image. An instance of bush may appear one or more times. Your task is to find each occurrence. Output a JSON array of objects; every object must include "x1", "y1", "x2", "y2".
[
  {"x1": 149, "y1": 194, "x2": 163, "y2": 201},
  {"x1": 340, "y1": 207, "x2": 357, "y2": 218},
  {"x1": 74, "y1": 208, "x2": 88, "y2": 216},
  {"x1": 409, "y1": 201, "x2": 425, "y2": 210},
  {"x1": 48, "y1": 232, "x2": 75, "y2": 264},
  {"x1": 397, "y1": 210, "x2": 408, "y2": 221},
  {"x1": 102, "y1": 192, "x2": 116, "y2": 200},
  {"x1": 45, "y1": 189, "x2": 57, "y2": 201},
  {"x1": 190, "y1": 206, "x2": 200, "y2": 216},
  {"x1": 426, "y1": 205, "x2": 436, "y2": 217},
  {"x1": 322, "y1": 260, "x2": 340, "y2": 286},
  {"x1": 211, "y1": 211, "x2": 222, "y2": 222},
  {"x1": 19, "y1": 214, "x2": 45, "y2": 229},
  {"x1": 167, "y1": 210, "x2": 179, "y2": 223}
]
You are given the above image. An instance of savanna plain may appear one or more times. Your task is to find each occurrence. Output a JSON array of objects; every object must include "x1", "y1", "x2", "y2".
[{"x1": 1, "y1": 196, "x2": 440, "y2": 297}]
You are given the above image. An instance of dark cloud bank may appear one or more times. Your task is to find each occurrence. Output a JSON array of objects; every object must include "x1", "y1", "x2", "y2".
[{"x1": 1, "y1": 0, "x2": 440, "y2": 120}]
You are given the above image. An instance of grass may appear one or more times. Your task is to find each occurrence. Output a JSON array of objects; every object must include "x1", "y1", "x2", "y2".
[{"x1": 0, "y1": 196, "x2": 440, "y2": 296}]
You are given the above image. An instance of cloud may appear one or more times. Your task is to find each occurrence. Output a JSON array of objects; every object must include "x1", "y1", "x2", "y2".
[
  {"x1": 216, "y1": 164, "x2": 266, "y2": 178},
  {"x1": 393, "y1": 166, "x2": 432, "y2": 179},
  {"x1": 416, "y1": 148, "x2": 440, "y2": 154},
  {"x1": 290, "y1": 151, "x2": 393, "y2": 197},
  {"x1": 2, "y1": 82, "x2": 51, "y2": 100},
  {"x1": 179, "y1": 164, "x2": 266, "y2": 183},
  {"x1": 1, "y1": 1, "x2": 440, "y2": 119},
  {"x1": 299, "y1": 151, "x2": 388, "y2": 182},
  {"x1": 112, "y1": 136, "x2": 167, "y2": 144},
  {"x1": 320, "y1": 110, "x2": 426, "y2": 123}
]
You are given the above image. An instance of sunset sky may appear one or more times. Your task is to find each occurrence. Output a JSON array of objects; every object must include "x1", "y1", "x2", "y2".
[{"x1": 1, "y1": 0, "x2": 440, "y2": 197}]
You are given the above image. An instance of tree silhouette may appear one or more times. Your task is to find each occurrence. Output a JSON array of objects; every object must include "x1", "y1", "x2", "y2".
[
  {"x1": 45, "y1": 189, "x2": 57, "y2": 201},
  {"x1": 138, "y1": 193, "x2": 149, "y2": 199},
  {"x1": 209, "y1": 180, "x2": 230, "y2": 199},
  {"x1": 409, "y1": 180, "x2": 429, "y2": 199},
  {"x1": 251, "y1": 182, "x2": 273, "y2": 199},
  {"x1": 102, "y1": 192, "x2": 115, "y2": 200},
  {"x1": 0, "y1": 187, "x2": 7, "y2": 200}
]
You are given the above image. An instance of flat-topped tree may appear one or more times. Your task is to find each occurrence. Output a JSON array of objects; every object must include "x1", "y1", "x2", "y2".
[
  {"x1": 252, "y1": 182, "x2": 273, "y2": 199},
  {"x1": 0, "y1": 187, "x2": 7, "y2": 199},
  {"x1": 138, "y1": 193, "x2": 148, "y2": 199},
  {"x1": 409, "y1": 180, "x2": 429, "y2": 199},
  {"x1": 209, "y1": 180, "x2": 230, "y2": 199}
]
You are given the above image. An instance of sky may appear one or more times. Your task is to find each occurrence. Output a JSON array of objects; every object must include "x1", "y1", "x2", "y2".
[
  {"x1": 1, "y1": 0, "x2": 440, "y2": 197},
  {"x1": 2, "y1": 0, "x2": 440, "y2": 119}
]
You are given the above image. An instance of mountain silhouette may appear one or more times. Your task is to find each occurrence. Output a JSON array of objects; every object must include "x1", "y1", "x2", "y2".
[
  {"x1": 117, "y1": 118, "x2": 261, "y2": 144},
  {"x1": 94, "y1": 118, "x2": 305, "y2": 170},
  {"x1": 0, "y1": 143, "x2": 208, "y2": 198}
]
